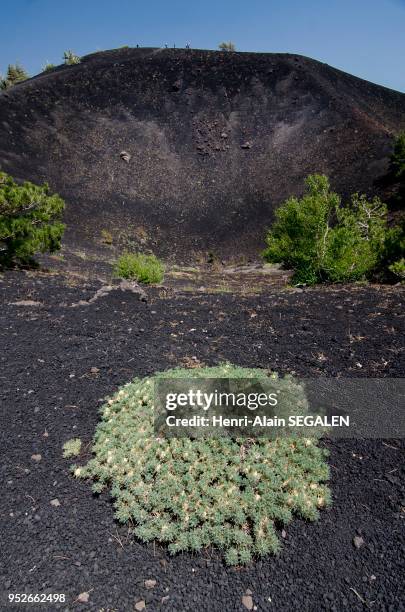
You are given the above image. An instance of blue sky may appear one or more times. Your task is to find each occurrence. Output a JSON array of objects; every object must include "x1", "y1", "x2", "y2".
[{"x1": 1, "y1": 0, "x2": 404, "y2": 92}]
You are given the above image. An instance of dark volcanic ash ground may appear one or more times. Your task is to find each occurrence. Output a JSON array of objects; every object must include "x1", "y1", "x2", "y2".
[{"x1": 1, "y1": 271, "x2": 404, "y2": 611}]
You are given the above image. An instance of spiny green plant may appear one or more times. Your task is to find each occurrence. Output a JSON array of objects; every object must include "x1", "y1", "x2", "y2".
[
  {"x1": 0, "y1": 63, "x2": 29, "y2": 89},
  {"x1": 113, "y1": 252, "x2": 164, "y2": 284},
  {"x1": 69, "y1": 364, "x2": 331, "y2": 566},
  {"x1": 62, "y1": 438, "x2": 82, "y2": 458},
  {"x1": 63, "y1": 50, "x2": 81, "y2": 65},
  {"x1": 0, "y1": 171, "x2": 65, "y2": 267}
]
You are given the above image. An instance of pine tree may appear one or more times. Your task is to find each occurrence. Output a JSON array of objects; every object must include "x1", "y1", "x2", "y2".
[{"x1": 0, "y1": 172, "x2": 65, "y2": 267}]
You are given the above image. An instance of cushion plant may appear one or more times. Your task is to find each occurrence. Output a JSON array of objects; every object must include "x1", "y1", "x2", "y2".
[{"x1": 70, "y1": 365, "x2": 331, "y2": 565}]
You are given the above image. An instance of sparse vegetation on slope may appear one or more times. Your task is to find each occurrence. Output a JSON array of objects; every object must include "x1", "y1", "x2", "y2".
[
  {"x1": 0, "y1": 172, "x2": 65, "y2": 267},
  {"x1": 218, "y1": 41, "x2": 236, "y2": 52},
  {"x1": 63, "y1": 50, "x2": 81, "y2": 65},
  {"x1": 42, "y1": 62, "x2": 56, "y2": 72},
  {"x1": 100, "y1": 229, "x2": 113, "y2": 245},
  {"x1": 69, "y1": 364, "x2": 331, "y2": 566}
]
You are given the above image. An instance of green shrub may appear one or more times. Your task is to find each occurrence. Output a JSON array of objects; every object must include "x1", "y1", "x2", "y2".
[
  {"x1": 62, "y1": 438, "x2": 82, "y2": 458},
  {"x1": 263, "y1": 175, "x2": 338, "y2": 283},
  {"x1": 323, "y1": 194, "x2": 387, "y2": 282},
  {"x1": 374, "y1": 211, "x2": 404, "y2": 284},
  {"x1": 69, "y1": 364, "x2": 331, "y2": 566},
  {"x1": 389, "y1": 258, "x2": 405, "y2": 280},
  {"x1": 0, "y1": 172, "x2": 65, "y2": 267},
  {"x1": 113, "y1": 252, "x2": 164, "y2": 284},
  {"x1": 63, "y1": 50, "x2": 81, "y2": 65},
  {"x1": 263, "y1": 174, "x2": 392, "y2": 284},
  {"x1": 0, "y1": 63, "x2": 29, "y2": 89}
]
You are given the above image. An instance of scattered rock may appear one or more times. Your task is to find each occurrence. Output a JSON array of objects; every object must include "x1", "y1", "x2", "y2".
[
  {"x1": 50, "y1": 498, "x2": 61, "y2": 507},
  {"x1": 281, "y1": 529, "x2": 287, "y2": 539},
  {"x1": 135, "y1": 600, "x2": 146, "y2": 611},
  {"x1": 353, "y1": 535, "x2": 365, "y2": 549},
  {"x1": 31, "y1": 454, "x2": 42, "y2": 462},
  {"x1": 144, "y1": 579, "x2": 156, "y2": 589},
  {"x1": 241, "y1": 141, "x2": 252, "y2": 149},
  {"x1": 87, "y1": 285, "x2": 114, "y2": 303},
  {"x1": 76, "y1": 591, "x2": 90, "y2": 603},
  {"x1": 71, "y1": 280, "x2": 147, "y2": 307},
  {"x1": 118, "y1": 280, "x2": 147, "y2": 300},
  {"x1": 11, "y1": 300, "x2": 42, "y2": 307},
  {"x1": 120, "y1": 150, "x2": 131, "y2": 163},
  {"x1": 242, "y1": 594, "x2": 254, "y2": 610},
  {"x1": 90, "y1": 367, "x2": 100, "y2": 374},
  {"x1": 161, "y1": 595, "x2": 170, "y2": 604}
]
